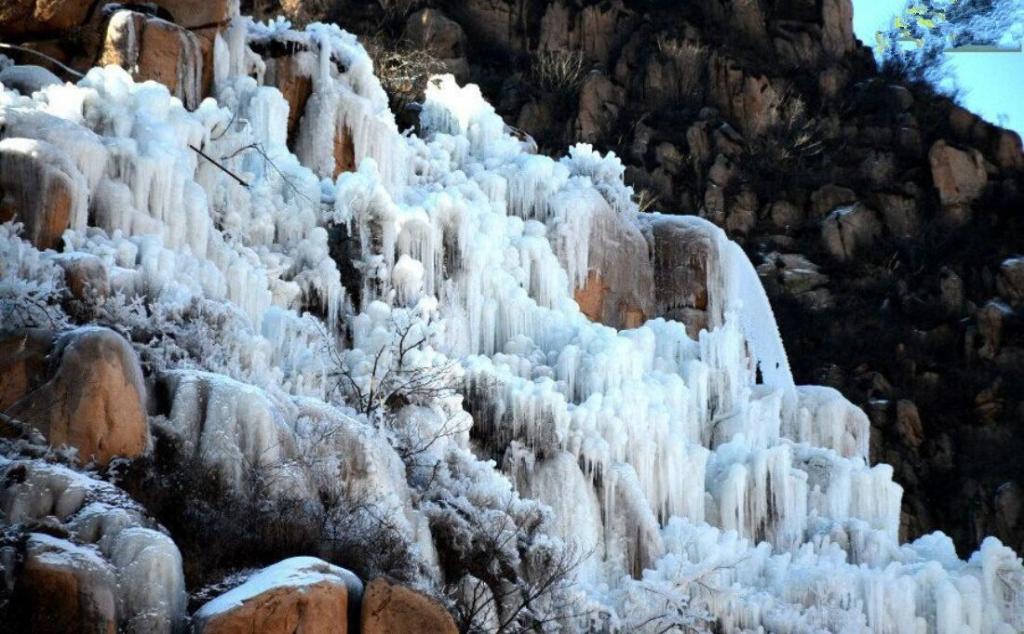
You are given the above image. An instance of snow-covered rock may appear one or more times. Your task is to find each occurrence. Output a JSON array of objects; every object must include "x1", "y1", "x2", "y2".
[
  {"x1": 192, "y1": 557, "x2": 361, "y2": 634},
  {"x1": 0, "y1": 458, "x2": 187, "y2": 633}
]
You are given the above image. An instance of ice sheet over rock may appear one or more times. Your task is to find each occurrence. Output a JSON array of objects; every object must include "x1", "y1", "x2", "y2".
[{"x1": 1, "y1": 11, "x2": 1022, "y2": 633}]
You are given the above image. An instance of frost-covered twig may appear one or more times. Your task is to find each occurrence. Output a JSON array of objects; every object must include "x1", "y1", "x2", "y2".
[{"x1": 190, "y1": 144, "x2": 250, "y2": 187}]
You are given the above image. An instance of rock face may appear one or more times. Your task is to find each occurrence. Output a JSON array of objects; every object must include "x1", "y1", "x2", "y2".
[
  {"x1": 1, "y1": 328, "x2": 148, "y2": 466},
  {"x1": 360, "y1": 578, "x2": 457, "y2": 634},
  {"x1": 193, "y1": 557, "x2": 362, "y2": 634}
]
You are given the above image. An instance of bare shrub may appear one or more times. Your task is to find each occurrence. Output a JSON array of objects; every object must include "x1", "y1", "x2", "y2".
[
  {"x1": 531, "y1": 49, "x2": 586, "y2": 96},
  {"x1": 364, "y1": 36, "x2": 446, "y2": 113}
]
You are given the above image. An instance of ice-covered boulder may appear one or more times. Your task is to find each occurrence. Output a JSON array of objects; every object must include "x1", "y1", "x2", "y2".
[
  {"x1": 0, "y1": 64, "x2": 62, "y2": 95},
  {"x1": 0, "y1": 137, "x2": 87, "y2": 250},
  {"x1": 2, "y1": 327, "x2": 148, "y2": 466},
  {"x1": 99, "y1": 10, "x2": 204, "y2": 110},
  {"x1": 573, "y1": 201, "x2": 653, "y2": 329},
  {"x1": 192, "y1": 557, "x2": 362, "y2": 634},
  {"x1": 360, "y1": 577, "x2": 457, "y2": 634},
  {"x1": 12, "y1": 533, "x2": 119, "y2": 634},
  {"x1": 0, "y1": 458, "x2": 187, "y2": 633}
]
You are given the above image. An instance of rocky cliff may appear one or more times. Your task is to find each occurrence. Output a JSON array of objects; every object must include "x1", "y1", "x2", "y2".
[
  {"x1": 243, "y1": 0, "x2": 1024, "y2": 557},
  {"x1": 1, "y1": 1, "x2": 1023, "y2": 633}
]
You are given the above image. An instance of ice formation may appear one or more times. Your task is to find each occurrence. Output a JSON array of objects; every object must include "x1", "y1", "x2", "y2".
[{"x1": 2, "y1": 11, "x2": 1024, "y2": 633}]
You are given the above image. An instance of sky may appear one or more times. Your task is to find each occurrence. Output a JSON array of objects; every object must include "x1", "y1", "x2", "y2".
[{"x1": 851, "y1": 0, "x2": 1024, "y2": 135}]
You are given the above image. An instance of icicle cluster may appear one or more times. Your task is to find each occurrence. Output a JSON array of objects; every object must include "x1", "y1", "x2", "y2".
[{"x1": 2, "y1": 12, "x2": 1023, "y2": 633}]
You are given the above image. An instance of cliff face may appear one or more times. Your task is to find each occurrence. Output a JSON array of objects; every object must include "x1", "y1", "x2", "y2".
[
  {"x1": 3, "y1": 2, "x2": 1024, "y2": 632},
  {"x1": 250, "y1": 0, "x2": 1024, "y2": 556}
]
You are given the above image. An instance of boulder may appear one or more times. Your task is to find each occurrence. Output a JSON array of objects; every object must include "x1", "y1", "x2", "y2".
[
  {"x1": 193, "y1": 557, "x2": 362, "y2": 634},
  {"x1": 809, "y1": 184, "x2": 856, "y2": 219},
  {"x1": 647, "y1": 217, "x2": 714, "y2": 337},
  {"x1": 895, "y1": 400, "x2": 924, "y2": 449},
  {"x1": 726, "y1": 188, "x2": 758, "y2": 235},
  {"x1": 404, "y1": 8, "x2": 468, "y2": 77},
  {"x1": 978, "y1": 300, "x2": 1013, "y2": 359},
  {"x1": 0, "y1": 0, "x2": 92, "y2": 38},
  {"x1": 576, "y1": 73, "x2": 624, "y2": 144},
  {"x1": 13, "y1": 533, "x2": 118, "y2": 634},
  {"x1": 1, "y1": 459, "x2": 187, "y2": 633},
  {"x1": 993, "y1": 129, "x2": 1024, "y2": 172},
  {"x1": 51, "y1": 252, "x2": 111, "y2": 302},
  {"x1": 821, "y1": 0, "x2": 856, "y2": 58},
  {"x1": 821, "y1": 204, "x2": 881, "y2": 261},
  {"x1": 0, "y1": 137, "x2": 87, "y2": 250},
  {"x1": 0, "y1": 329, "x2": 52, "y2": 419},
  {"x1": 99, "y1": 11, "x2": 203, "y2": 109},
  {"x1": 151, "y1": 0, "x2": 233, "y2": 29},
  {"x1": 2, "y1": 327, "x2": 148, "y2": 466},
  {"x1": 875, "y1": 193, "x2": 919, "y2": 238},
  {"x1": 361, "y1": 578, "x2": 457, "y2": 634},
  {"x1": 928, "y1": 140, "x2": 987, "y2": 209},
  {"x1": 0, "y1": 64, "x2": 62, "y2": 94},
  {"x1": 574, "y1": 203, "x2": 654, "y2": 329},
  {"x1": 768, "y1": 200, "x2": 801, "y2": 230},
  {"x1": 708, "y1": 52, "x2": 786, "y2": 137},
  {"x1": 997, "y1": 258, "x2": 1024, "y2": 306}
]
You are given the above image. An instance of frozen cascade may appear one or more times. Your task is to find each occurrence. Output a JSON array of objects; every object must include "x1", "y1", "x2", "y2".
[{"x1": 1, "y1": 12, "x2": 1023, "y2": 633}]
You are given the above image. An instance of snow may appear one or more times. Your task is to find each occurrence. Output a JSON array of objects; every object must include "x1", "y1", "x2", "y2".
[
  {"x1": 1, "y1": 11, "x2": 1023, "y2": 633},
  {"x1": 193, "y1": 556, "x2": 362, "y2": 620}
]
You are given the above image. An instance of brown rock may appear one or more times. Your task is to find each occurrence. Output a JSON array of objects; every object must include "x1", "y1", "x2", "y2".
[
  {"x1": 809, "y1": 184, "x2": 856, "y2": 219},
  {"x1": 821, "y1": 203, "x2": 881, "y2": 261},
  {"x1": 265, "y1": 55, "x2": 313, "y2": 145},
  {"x1": 821, "y1": 0, "x2": 855, "y2": 58},
  {"x1": 978, "y1": 300, "x2": 1013, "y2": 360},
  {"x1": 361, "y1": 578, "x2": 456, "y2": 634},
  {"x1": 875, "y1": 193, "x2": 919, "y2": 238},
  {"x1": 99, "y1": 11, "x2": 203, "y2": 109},
  {"x1": 194, "y1": 558, "x2": 359, "y2": 634},
  {"x1": 0, "y1": 0, "x2": 92, "y2": 38},
  {"x1": 0, "y1": 137, "x2": 84, "y2": 250},
  {"x1": 928, "y1": 140, "x2": 987, "y2": 209},
  {"x1": 52, "y1": 253, "x2": 110, "y2": 302},
  {"x1": 770, "y1": 199, "x2": 804, "y2": 230},
  {"x1": 0, "y1": 329, "x2": 53, "y2": 420},
  {"x1": 151, "y1": 0, "x2": 233, "y2": 29},
  {"x1": 895, "y1": 400, "x2": 924, "y2": 448},
  {"x1": 3, "y1": 328, "x2": 148, "y2": 465},
  {"x1": 993, "y1": 129, "x2": 1024, "y2": 171},
  {"x1": 649, "y1": 217, "x2": 712, "y2": 323},
  {"x1": 574, "y1": 203, "x2": 654, "y2": 329},
  {"x1": 334, "y1": 124, "x2": 356, "y2": 178},
  {"x1": 404, "y1": 9, "x2": 466, "y2": 61},
  {"x1": 997, "y1": 258, "x2": 1024, "y2": 306},
  {"x1": 14, "y1": 533, "x2": 118, "y2": 634},
  {"x1": 726, "y1": 188, "x2": 758, "y2": 235},
  {"x1": 708, "y1": 52, "x2": 786, "y2": 137},
  {"x1": 576, "y1": 73, "x2": 624, "y2": 144}
]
